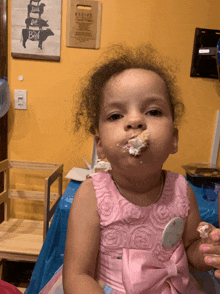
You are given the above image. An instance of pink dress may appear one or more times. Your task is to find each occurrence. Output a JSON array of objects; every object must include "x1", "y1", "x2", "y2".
[{"x1": 90, "y1": 171, "x2": 205, "y2": 294}]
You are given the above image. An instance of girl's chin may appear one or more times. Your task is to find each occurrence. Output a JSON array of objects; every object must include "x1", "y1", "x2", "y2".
[{"x1": 111, "y1": 157, "x2": 150, "y2": 171}]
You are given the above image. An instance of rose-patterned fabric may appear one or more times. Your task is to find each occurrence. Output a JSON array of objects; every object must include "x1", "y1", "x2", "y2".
[{"x1": 90, "y1": 171, "x2": 204, "y2": 293}]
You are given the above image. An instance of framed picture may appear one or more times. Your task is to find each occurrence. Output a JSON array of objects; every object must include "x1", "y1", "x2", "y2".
[{"x1": 11, "y1": 0, "x2": 62, "y2": 61}]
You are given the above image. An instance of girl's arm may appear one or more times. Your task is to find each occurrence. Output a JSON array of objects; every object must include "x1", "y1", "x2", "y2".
[
  {"x1": 182, "y1": 184, "x2": 213, "y2": 271},
  {"x1": 63, "y1": 178, "x2": 104, "y2": 294}
]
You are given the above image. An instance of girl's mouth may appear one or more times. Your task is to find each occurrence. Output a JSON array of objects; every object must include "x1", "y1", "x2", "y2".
[{"x1": 125, "y1": 130, "x2": 150, "y2": 156}]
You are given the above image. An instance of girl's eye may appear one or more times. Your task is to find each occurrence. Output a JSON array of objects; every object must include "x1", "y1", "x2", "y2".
[
  {"x1": 108, "y1": 113, "x2": 123, "y2": 121},
  {"x1": 147, "y1": 109, "x2": 162, "y2": 116}
]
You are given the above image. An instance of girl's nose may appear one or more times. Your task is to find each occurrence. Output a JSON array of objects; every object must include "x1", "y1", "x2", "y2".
[{"x1": 124, "y1": 114, "x2": 146, "y2": 130}]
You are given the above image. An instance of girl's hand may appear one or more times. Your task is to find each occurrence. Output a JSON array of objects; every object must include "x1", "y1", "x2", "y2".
[{"x1": 198, "y1": 222, "x2": 220, "y2": 279}]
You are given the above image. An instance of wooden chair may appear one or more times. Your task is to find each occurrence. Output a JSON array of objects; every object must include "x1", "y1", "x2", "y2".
[{"x1": 0, "y1": 160, "x2": 63, "y2": 263}]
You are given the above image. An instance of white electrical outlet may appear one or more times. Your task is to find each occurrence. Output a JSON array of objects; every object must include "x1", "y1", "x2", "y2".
[{"x1": 14, "y1": 90, "x2": 27, "y2": 110}]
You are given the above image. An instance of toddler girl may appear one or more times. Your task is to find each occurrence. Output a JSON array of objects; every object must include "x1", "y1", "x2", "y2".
[{"x1": 62, "y1": 45, "x2": 220, "y2": 294}]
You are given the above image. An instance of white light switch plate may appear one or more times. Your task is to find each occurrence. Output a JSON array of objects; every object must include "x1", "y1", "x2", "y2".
[{"x1": 14, "y1": 89, "x2": 27, "y2": 110}]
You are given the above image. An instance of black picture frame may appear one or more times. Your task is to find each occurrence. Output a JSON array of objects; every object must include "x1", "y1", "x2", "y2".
[
  {"x1": 11, "y1": 0, "x2": 62, "y2": 61},
  {"x1": 190, "y1": 28, "x2": 220, "y2": 79}
]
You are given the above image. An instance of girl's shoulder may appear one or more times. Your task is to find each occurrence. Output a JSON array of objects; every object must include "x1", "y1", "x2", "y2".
[
  {"x1": 164, "y1": 170, "x2": 189, "y2": 202},
  {"x1": 89, "y1": 171, "x2": 113, "y2": 190},
  {"x1": 165, "y1": 170, "x2": 187, "y2": 187},
  {"x1": 76, "y1": 176, "x2": 95, "y2": 194},
  {"x1": 72, "y1": 177, "x2": 97, "y2": 209},
  {"x1": 166, "y1": 170, "x2": 186, "y2": 179},
  {"x1": 80, "y1": 176, "x2": 95, "y2": 191}
]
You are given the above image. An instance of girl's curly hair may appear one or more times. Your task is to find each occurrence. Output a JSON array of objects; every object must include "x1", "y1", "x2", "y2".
[{"x1": 75, "y1": 44, "x2": 185, "y2": 135}]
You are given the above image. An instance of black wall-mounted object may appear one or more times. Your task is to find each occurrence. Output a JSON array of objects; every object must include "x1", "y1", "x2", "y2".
[{"x1": 190, "y1": 28, "x2": 220, "y2": 79}]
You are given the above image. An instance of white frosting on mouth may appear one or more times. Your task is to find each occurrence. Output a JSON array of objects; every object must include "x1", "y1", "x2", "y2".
[
  {"x1": 128, "y1": 144, "x2": 144, "y2": 156},
  {"x1": 127, "y1": 130, "x2": 150, "y2": 156}
]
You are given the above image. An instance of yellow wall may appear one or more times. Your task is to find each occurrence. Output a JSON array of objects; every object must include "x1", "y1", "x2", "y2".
[{"x1": 7, "y1": 0, "x2": 220, "y2": 219}]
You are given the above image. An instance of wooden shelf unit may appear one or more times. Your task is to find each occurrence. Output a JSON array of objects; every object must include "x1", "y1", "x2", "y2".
[{"x1": 0, "y1": 160, "x2": 63, "y2": 263}]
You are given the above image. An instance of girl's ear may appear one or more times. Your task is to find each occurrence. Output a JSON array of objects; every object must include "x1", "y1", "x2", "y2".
[
  {"x1": 171, "y1": 128, "x2": 178, "y2": 154},
  {"x1": 94, "y1": 134, "x2": 106, "y2": 159}
]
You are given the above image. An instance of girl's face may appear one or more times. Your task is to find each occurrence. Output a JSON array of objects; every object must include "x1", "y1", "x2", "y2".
[{"x1": 95, "y1": 68, "x2": 178, "y2": 176}]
